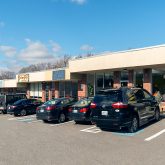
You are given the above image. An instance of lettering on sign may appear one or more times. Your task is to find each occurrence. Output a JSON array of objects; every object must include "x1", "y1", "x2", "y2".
[{"x1": 18, "y1": 74, "x2": 29, "y2": 82}]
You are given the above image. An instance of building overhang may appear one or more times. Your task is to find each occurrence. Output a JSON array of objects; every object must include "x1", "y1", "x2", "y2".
[{"x1": 69, "y1": 45, "x2": 165, "y2": 73}]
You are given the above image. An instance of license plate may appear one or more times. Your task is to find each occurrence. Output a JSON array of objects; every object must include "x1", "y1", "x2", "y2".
[
  {"x1": 0, "y1": 107, "x2": 4, "y2": 110},
  {"x1": 101, "y1": 111, "x2": 108, "y2": 116},
  {"x1": 40, "y1": 109, "x2": 44, "y2": 112},
  {"x1": 73, "y1": 110, "x2": 78, "y2": 113}
]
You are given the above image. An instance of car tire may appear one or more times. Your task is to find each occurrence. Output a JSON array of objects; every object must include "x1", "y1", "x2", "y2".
[
  {"x1": 154, "y1": 108, "x2": 160, "y2": 121},
  {"x1": 43, "y1": 120, "x2": 49, "y2": 123},
  {"x1": 128, "y1": 115, "x2": 139, "y2": 133},
  {"x1": 20, "y1": 109, "x2": 27, "y2": 116},
  {"x1": 58, "y1": 113, "x2": 66, "y2": 123},
  {"x1": 75, "y1": 121, "x2": 81, "y2": 124},
  {"x1": 2, "y1": 110, "x2": 7, "y2": 114}
]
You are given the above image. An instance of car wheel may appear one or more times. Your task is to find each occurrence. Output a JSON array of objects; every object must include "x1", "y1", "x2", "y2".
[
  {"x1": 20, "y1": 109, "x2": 27, "y2": 116},
  {"x1": 2, "y1": 109, "x2": 7, "y2": 114},
  {"x1": 43, "y1": 120, "x2": 49, "y2": 123},
  {"x1": 154, "y1": 108, "x2": 160, "y2": 121},
  {"x1": 128, "y1": 116, "x2": 139, "y2": 133},
  {"x1": 75, "y1": 121, "x2": 81, "y2": 124},
  {"x1": 58, "y1": 113, "x2": 66, "y2": 123}
]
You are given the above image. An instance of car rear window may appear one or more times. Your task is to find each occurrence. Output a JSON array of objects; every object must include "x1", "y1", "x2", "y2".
[
  {"x1": 43, "y1": 99, "x2": 60, "y2": 106},
  {"x1": 13, "y1": 99, "x2": 26, "y2": 105},
  {"x1": 94, "y1": 91, "x2": 122, "y2": 104},
  {"x1": 74, "y1": 98, "x2": 92, "y2": 107}
]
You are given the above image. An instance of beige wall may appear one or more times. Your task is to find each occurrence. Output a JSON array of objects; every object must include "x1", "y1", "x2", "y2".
[
  {"x1": 69, "y1": 45, "x2": 165, "y2": 73},
  {"x1": 4, "y1": 79, "x2": 17, "y2": 88},
  {"x1": 65, "y1": 68, "x2": 71, "y2": 80}
]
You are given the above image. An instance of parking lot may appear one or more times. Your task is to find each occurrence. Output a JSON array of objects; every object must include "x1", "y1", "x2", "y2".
[{"x1": 0, "y1": 113, "x2": 165, "y2": 165}]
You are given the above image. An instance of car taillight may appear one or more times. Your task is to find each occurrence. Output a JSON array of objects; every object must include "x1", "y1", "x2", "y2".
[
  {"x1": 79, "y1": 108, "x2": 89, "y2": 113},
  {"x1": 112, "y1": 102, "x2": 128, "y2": 109},
  {"x1": 36, "y1": 107, "x2": 40, "y2": 111},
  {"x1": 90, "y1": 102, "x2": 97, "y2": 109},
  {"x1": 68, "y1": 107, "x2": 72, "y2": 112},
  {"x1": 46, "y1": 105, "x2": 56, "y2": 111},
  {"x1": 12, "y1": 106, "x2": 16, "y2": 108}
]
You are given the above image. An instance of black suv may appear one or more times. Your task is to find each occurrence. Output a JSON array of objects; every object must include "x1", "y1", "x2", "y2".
[
  {"x1": 90, "y1": 87, "x2": 160, "y2": 132},
  {"x1": 0, "y1": 93, "x2": 26, "y2": 114}
]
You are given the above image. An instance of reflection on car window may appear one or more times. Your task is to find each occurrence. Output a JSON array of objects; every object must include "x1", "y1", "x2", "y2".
[
  {"x1": 44, "y1": 99, "x2": 59, "y2": 106},
  {"x1": 134, "y1": 89, "x2": 145, "y2": 101},
  {"x1": 143, "y1": 90, "x2": 152, "y2": 99},
  {"x1": 126, "y1": 90, "x2": 136, "y2": 103},
  {"x1": 74, "y1": 98, "x2": 92, "y2": 107}
]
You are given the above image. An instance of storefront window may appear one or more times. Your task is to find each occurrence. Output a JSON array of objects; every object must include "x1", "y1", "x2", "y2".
[
  {"x1": 96, "y1": 74, "x2": 103, "y2": 88},
  {"x1": 121, "y1": 71, "x2": 128, "y2": 87},
  {"x1": 104, "y1": 73, "x2": 113, "y2": 88}
]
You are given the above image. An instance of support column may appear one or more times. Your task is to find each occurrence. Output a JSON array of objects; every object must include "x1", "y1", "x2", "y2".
[
  {"x1": 26, "y1": 84, "x2": 30, "y2": 99},
  {"x1": 55, "y1": 82, "x2": 59, "y2": 98},
  {"x1": 49, "y1": 83, "x2": 52, "y2": 100},
  {"x1": 42, "y1": 82, "x2": 46, "y2": 102},
  {"x1": 143, "y1": 68, "x2": 152, "y2": 94},
  {"x1": 78, "y1": 75, "x2": 87, "y2": 100},
  {"x1": 113, "y1": 71, "x2": 121, "y2": 88},
  {"x1": 128, "y1": 70, "x2": 134, "y2": 87}
]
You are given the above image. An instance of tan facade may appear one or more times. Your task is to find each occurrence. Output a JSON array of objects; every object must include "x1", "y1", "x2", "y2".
[{"x1": 69, "y1": 45, "x2": 165, "y2": 73}]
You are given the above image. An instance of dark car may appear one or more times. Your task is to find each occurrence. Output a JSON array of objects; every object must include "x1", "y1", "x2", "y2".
[
  {"x1": 69, "y1": 97, "x2": 93, "y2": 124},
  {"x1": 36, "y1": 97, "x2": 76, "y2": 123},
  {"x1": 0, "y1": 93, "x2": 27, "y2": 114},
  {"x1": 7, "y1": 99, "x2": 42, "y2": 116},
  {"x1": 91, "y1": 87, "x2": 160, "y2": 133}
]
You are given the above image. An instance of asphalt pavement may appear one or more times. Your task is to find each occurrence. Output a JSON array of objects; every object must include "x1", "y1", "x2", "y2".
[{"x1": 0, "y1": 114, "x2": 165, "y2": 165}]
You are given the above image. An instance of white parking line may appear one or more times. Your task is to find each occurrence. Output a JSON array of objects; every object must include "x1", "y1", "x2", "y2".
[
  {"x1": 145, "y1": 129, "x2": 165, "y2": 141},
  {"x1": 80, "y1": 126, "x2": 102, "y2": 134},
  {"x1": 50, "y1": 120, "x2": 74, "y2": 126}
]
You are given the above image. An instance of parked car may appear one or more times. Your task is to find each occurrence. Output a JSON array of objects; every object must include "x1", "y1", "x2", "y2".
[
  {"x1": 0, "y1": 93, "x2": 27, "y2": 114},
  {"x1": 7, "y1": 99, "x2": 42, "y2": 116},
  {"x1": 90, "y1": 87, "x2": 160, "y2": 133},
  {"x1": 69, "y1": 97, "x2": 93, "y2": 124},
  {"x1": 36, "y1": 97, "x2": 76, "y2": 123}
]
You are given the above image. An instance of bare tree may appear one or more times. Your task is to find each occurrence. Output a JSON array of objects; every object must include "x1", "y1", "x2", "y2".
[{"x1": 0, "y1": 70, "x2": 16, "y2": 79}]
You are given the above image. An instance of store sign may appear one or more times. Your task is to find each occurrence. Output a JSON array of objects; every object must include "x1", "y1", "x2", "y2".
[
  {"x1": 18, "y1": 74, "x2": 29, "y2": 82},
  {"x1": 52, "y1": 70, "x2": 65, "y2": 80}
]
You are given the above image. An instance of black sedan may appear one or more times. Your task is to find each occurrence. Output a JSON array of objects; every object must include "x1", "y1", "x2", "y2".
[
  {"x1": 7, "y1": 99, "x2": 42, "y2": 116},
  {"x1": 69, "y1": 97, "x2": 93, "y2": 124},
  {"x1": 36, "y1": 98, "x2": 76, "y2": 123}
]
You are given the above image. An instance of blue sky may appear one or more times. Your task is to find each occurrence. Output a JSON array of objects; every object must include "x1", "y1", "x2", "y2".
[{"x1": 0, "y1": 0, "x2": 165, "y2": 72}]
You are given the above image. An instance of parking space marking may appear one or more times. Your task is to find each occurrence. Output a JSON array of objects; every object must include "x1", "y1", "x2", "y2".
[
  {"x1": 7, "y1": 115, "x2": 41, "y2": 123},
  {"x1": 50, "y1": 120, "x2": 74, "y2": 126},
  {"x1": 112, "y1": 129, "x2": 144, "y2": 137},
  {"x1": 80, "y1": 126, "x2": 102, "y2": 134},
  {"x1": 145, "y1": 129, "x2": 165, "y2": 141}
]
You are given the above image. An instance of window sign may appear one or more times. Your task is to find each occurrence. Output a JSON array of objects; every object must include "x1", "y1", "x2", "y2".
[
  {"x1": 53, "y1": 70, "x2": 65, "y2": 80},
  {"x1": 18, "y1": 74, "x2": 29, "y2": 82}
]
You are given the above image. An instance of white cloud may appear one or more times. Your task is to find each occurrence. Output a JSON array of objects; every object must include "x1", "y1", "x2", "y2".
[
  {"x1": 0, "y1": 45, "x2": 17, "y2": 57},
  {"x1": 80, "y1": 44, "x2": 94, "y2": 51},
  {"x1": 70, "y1": 0, "x2": 86, "y2": 5},
  {"x1": 49, "y1": 40, "x2": 62, "y2": 53},
  {"x1": 0, "y1": 21, "x2": 5, "y2": 28},
  {"x1": 18, "y1": 40, "x2": 55, "y2": 64}
]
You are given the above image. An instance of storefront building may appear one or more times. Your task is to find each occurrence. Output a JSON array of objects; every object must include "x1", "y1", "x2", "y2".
[
  {"x1": 69, "y1": 44, "x2": 165, "y2": 98},
  {"x1": 1, "y1": 44, "x2": 165, "y2": 102},
  {"x1": 16, "y1": 68, "x2": 78, "y2": 102}
]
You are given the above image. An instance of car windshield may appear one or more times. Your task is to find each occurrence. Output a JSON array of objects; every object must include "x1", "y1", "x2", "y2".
[
  {"x1": 43, "y1": 99, "x2": 60, "y2": 106},
  {"x1": 74, "y1": 98, "x2": 93, "y2": 107}
]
